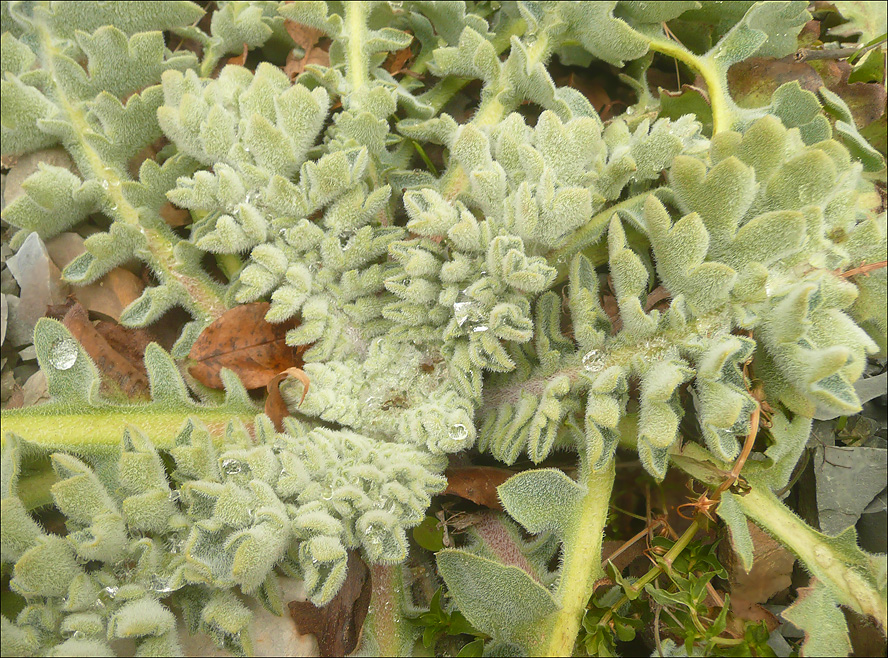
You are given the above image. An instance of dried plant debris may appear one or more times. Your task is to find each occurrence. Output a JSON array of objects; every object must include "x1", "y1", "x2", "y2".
[{"x1": 1, "y1": 1, "x2": 886, "y2": 657}]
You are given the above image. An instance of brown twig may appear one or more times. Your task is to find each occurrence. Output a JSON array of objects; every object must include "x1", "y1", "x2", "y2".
[
  {"x1": 795, "y1": 36, "x2": 887, "y2": 63},
  {"x1": 839, "y1": 260, "x2": 888, "y2": 278}
]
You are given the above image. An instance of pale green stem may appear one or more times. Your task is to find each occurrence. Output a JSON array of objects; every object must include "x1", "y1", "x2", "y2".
[
  {"x1": 364, "y1": 564, "x2": 406, "y2": 656},
  {"x1": 673, "y1": 450, "x2": 888, "y2": 633},
  {"x1": 1, "y1": 405, "x2": 256, "y2": 454},
  {"x1": 644, "y1": 37, "x2": 734, "y2": 134},
  {"x1": 345, "y1": 2, "x2": 369, "y2": 92},
  {"x1": 737, "y1": 475, "x2": 888, "y2": 632},
  {"x1": 531, "y1": 461, "x2": 615, "y2": 656},
  {"x1": 35, "y1": 25, "x2": 227, "y2": 323}
]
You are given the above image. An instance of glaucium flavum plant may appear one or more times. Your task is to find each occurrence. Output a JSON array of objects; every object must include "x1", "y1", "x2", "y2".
[{"x1": 1, "y1": 1, "x2": 885, "y2": 656}]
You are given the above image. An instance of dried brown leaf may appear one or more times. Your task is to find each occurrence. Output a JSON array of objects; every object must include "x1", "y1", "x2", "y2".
[
  {"x1": 188, "y1": 302, "x2": 299, "y2": 389},
  {"x1": 265, "y1": 367, "x2": 310, "y2": 432},
  {"x1": 644, "y1": 285, "x2": 672, "y2": 312},
  {"x1": 74, "y1": 268, "x2": 145, "y2": 322},
  {"x1": 384, "y1": 45, "x2": 414, "y2": 74},
  {"x1": 443, "y1": 466, "x2": 514, "y2": 510},
  {"x1": 720, "y1": 519, "x2": 794, "y2": 635},
  {"x1": 288, "y1": 551, "x2": 371, "y2": 657},
  {"x1": 811, "y1": 58, "x2": 887, "y2": 128},
  {"x1": 284, "y1": 20, "x2": 325, "y2": 51},
  {"x1": 728, "y1": 56, "x2": 824, "y2": 108},
  {"x1": 283, "y1": 20, "x2": 329, "y2": 79},
  {"x1": 94, "y1": 320, "x2": 155, "y2": 377},
  {"x1": 5, "y1": 385, "x2": 24, "y2": 410},
  {"x1": 159, "y1": 202, "x2": 191, "y2": 227},
  {"x1": 62, "y1": 302, "x2": 150, "y2": 400},
  {"x1": 601, "y1": 293, "x2": 622, "y2": 333}
]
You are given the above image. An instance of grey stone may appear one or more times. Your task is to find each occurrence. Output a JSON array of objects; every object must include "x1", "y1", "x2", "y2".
[{"x1": 814, "y1": 445, "x2": 888, "y2": 535}]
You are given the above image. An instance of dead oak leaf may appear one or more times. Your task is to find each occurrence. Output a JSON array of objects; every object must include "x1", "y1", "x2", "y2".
[
  {"x1": 188, "y1": 302, "x2": 300, "y2": 390},
  {"x1": 62, "y1": 302, "x2": 150, "y2": 401},
  {"x1": 288, "y1": 551, "x2": 371, "y2": 657},
  {"x1": 443, "y1": 466, "x2": 514, "y2": 510}
]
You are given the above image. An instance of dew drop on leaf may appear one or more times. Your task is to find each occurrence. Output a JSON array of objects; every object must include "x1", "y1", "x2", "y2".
[
  {"x1": 582, "y1": 349, "x2": 603, "y2": 371},
  {"x1": 450, "y1": 423, "x2": 469, "y2": 442},
  {"x1": 49, "y1": 338, "x2": 78, "y2": 370},
  {"x1": 221, "y1": 458, "x2": 243, "y2": 475}
]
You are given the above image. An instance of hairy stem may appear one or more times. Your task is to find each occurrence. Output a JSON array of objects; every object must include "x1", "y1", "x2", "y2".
[
  {"x1": 645, "y1": 37, "x2": 734, "y2": 134},
  {"x1": 362, "y1": 564, "x2": 414, "y2": 656},
  {"x1": 0, "y1": 405, "x2": 256, "y2": 453},
  {"x1": 344, "y1": 2, "x2": 369, "y2": 92},
  {"x1": 737, "y1": 475, "x2": 888, "y2": 632},
  {"x1": 673, "y1": 447, "x2": 888, "y2": 633},
  {"x1": 35, "y1": 24, "x2": 227, "y2": 323},
  {"x1": 533, "y1": 461, "x2": 615, "y2": 656}
]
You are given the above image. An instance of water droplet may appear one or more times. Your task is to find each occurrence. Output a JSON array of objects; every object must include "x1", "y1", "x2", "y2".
[
  {"x1": 321, "y1": 486, "x2": 333, "y2": 501},
  {"x1": 582, "y1": 350, "x2": 604, "y2": 371},
  {"x1": 101, "y1": 180, "x2": 109, "y2": 190},
  {"x1": 149, "y1": 575, "x2": 175, "y2": 593},
  {"x1": 449, "y1": 423, "x2": 469, "y2": 442},
  {"x1": 364, "y1": 524, "x2": 383, "y2": 545},
  {"x1": 102, "y1": 586, "x2": 119, "y2": 599},
  {"x1": 221, "y1": 459, "x2": 242, "y2": 475},
  {"x1": 471, "y1": 324, "x2": 488, "y2": 333},
  {"x1": 244, "y1": 145, "x2": 251, "y2": 153},
  {"x1": 49, "y1": 338, "x2": 78, "y2": 370},
  {"x1": 168, "y1": 490, "x2": 180, "y2": 503},
  {"x1": 110, "y1": 204, "x2": 118, "y2": 211}
]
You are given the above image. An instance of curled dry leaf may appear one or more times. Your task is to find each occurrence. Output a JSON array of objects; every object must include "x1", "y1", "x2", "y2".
[
  {"x1": 288, "y1": 551, "x2": 371, "y2": 658},
  {"x1": 227, "y1": 42, "x2": 249, "y2": 67},
  {"x1": 644, "y1": 285, "x2": 672, "y2": 312},
  {"x1": 188, "y1": 302, "x2": 300, "y2": 390},
  {"x1": 443, "y1": 466, "x2": 514, "y2": 510},
  {"x1": 61, "y1": 302, "x2": 150, "y2": 400},
  {"x1": 265, "y1": 367, "x2": 310, "y2": 432}
]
